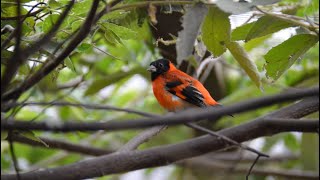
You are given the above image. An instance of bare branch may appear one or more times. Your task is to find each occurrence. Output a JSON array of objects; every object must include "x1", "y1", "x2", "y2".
[
  {"x1": 246, "y1": 155, "x2": 260, "y2": 180},
  {"x1": 185, "y1": 122, "x2": 269, "y2": 157},
  {"x1": 181, "y1": 157, "x2": 319, "y2": 180},
  {"x1": 8, "y1": 133, "x2": 113, "y2": 156},
  {"x1": 1, "y1": 87, "x2": 318, "y2": 132},
  {"x1": 5, "y1": 101, "x2": 156, "y2": 118},
  {"x1": 1, "y1": 97, "x2": 318, "y2": 180},
  {"x1": 7, "y1": 131, "x2": 21, "y2": 180},
  {"x1": 119, "y1": 126, "x2": 167, "y2": 152}
]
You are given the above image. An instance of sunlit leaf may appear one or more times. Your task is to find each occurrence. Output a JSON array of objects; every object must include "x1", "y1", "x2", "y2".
[
  {"x1": 104, "y1": 22, "x2": 137, "y2": 40},
  {"x1": 202, "y1": 7, "x2": 231, "y2": 57},
  {"x1": 245, "y1": 16, "x2": 296, "y2": 42},
  {"x1": 284, "y1": 133, "x2": 299, "y2": 152},
  {"x1": 264, "y1": 34, "x2": 318, "y2": 80},
  {"x1": 231, "y1": 22, "x2": 255, "y2": 41},
  {"x1": 65, "y1": 57, "x2": 76, "y2": 73}
]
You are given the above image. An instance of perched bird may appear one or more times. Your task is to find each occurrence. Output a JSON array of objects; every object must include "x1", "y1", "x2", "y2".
[{"x1": 147, "y1": 58, "x2": 221, "y2": 112}]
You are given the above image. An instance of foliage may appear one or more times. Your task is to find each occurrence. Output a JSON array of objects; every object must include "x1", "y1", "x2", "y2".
[{"x1": 1, "y1": 0, "x2": 318, "y2": 179}]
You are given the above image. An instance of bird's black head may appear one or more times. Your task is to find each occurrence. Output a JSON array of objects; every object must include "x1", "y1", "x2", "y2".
[{"x1": 147, "y1": 58, "x2": 171, "y2": 81}]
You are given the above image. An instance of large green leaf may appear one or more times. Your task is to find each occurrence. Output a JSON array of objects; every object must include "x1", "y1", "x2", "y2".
[
  {"x1": 264, "y1": 34, "x2": 318, "y2": 80},
  {"x1": 226, "y1": 41, "x2": 262, "y2": 89},
  {"x1": 231, "y1": 22, "x2": 255, "y2": 41},
  {"x1": 202, "y1": 7, "x2": 231, "y2": 57},
  {"x1": 245, "y1": 16, "x2": 296, "y2": 42},
  {"x1": 84, "y1": 67, "x2": 144, "y2": 96},
  {"x1": 104, "y1": 22, "x2": 137, "y2": 40}
]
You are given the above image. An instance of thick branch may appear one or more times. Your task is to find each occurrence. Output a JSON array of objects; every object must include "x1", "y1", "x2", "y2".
[
  {"x1": 181, "y1": 157, "x2": 319, "y2": 180},
  {"x1": 1, "y1": 98, "x2": 318, "y2": 180},
  {"x1": 2, "y1": 87, "x2": 318, "y2": 132}
]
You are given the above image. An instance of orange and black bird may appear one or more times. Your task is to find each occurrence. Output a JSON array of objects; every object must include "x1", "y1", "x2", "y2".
[{"x1": 147, "y1": 58, "x2": 221, "y2": 112}]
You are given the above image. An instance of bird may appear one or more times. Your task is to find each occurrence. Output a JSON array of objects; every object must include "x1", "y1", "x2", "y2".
[{"x1": 147, "y1": 58, "x2": 222, "y2": 112}]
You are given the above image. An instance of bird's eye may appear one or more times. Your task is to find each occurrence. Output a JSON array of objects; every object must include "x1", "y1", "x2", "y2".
[{"x1": 159, "y1": 63, "x2": 164, "y2": 68}]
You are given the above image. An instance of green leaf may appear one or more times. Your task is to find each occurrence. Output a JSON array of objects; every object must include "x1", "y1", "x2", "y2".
[
  {"x1": 48, "y1": 0, "x2": 62, "y2": 9},
  {"x1": 76, "y1": 43, "x2": 91, "y2": 53},
  {"x1": 264, "y1": 34, "x2": 318, "y2": 80},
  {"x1": 244, "y1": 34, "x2": 271, "y2": 51},
  {"x1": 104, "y1": 22, "x2": 137, "y2": 40},
  {"x1": 65, "y1": 57, "x2": 76, "y2": 73},
  {"x1": 101, "y1": 10, "x2": 130, "y2": 21},
  {"x1": 245, "y1": 16, "x2": 296, "y2": 42},
  {"x1": 1, "y1": 131, "x2": 8, "y2": 140},
  {"x1": 84, "y1": 67, "x2": 144, "y2": 96},
  {"x1": 202, "y1": 7, "x2": 231, "y2": 57},
  {"x1": 72, "y1": 0, "x2": 92, "y2": 16},
  {"x1": 41, "y1": 14, "x2": 60, "y2": 33},
  {"x1": 284, "y1": 133, "x2": 299, "y2": 151},
  {"x1": 226, "y1": 41, "x2": 262, "y2": 89},
  {"x1": 231, "y1": 22, "x2": 255, "y2": 41},
  {"x1": 71, "y1": 20, "x2": 83, "y2": 32},
  {"x1": 20, "y1": 131, "x2": 49, "y2": 147},
  {"x1": 301, "y1": 133, "x2": 319, "y2": 170}
]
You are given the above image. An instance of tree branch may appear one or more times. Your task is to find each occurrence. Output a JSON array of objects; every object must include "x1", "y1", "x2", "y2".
[
  {"x1": 1, "y1": 0, "x2": 98, "y2": 101},
  {"x1": 118, "y1": 126, "x2": 167, "y2": 152},
  {"x1": 0, "y1": 1, "x2": 74, "y2": 95},
  {"x1": 1, "y1": 97, "x2": 318, "y2": 180},
  {"x1": 180, "y1": 157, "x2": 319, "y2": 180},
  {"x1": 2, "y1": 87, "x2": 318, "y2": 132},
  {"x1": 4, "y1": 101, "x2": 155, "y2": 117},
  {"x1": 8, "y1": 134, "x2": 113, "y2": 156}
]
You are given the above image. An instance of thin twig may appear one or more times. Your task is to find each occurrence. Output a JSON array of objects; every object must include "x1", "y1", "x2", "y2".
[
  {"x1": 181, "y1": 157, "x2": 319, "y2": 179},
  {"x1": 2, "y1": 87, "x2": 318, "y2": 132},
  {"x1": 92, "y1": 44, "x2": 122, "y2": 60},
  {"x1": 1, "y1": 0, "x2": 75, "y2": 96},
  {"x1": 254, "y1": 6, "x2": 319, "y2": 34},
  {"x1": 7, "y1": 101, "x2": 155, "y2": 117},
  {"x1": 9, "y1": 133, "x2": 113, "y2": 156},
  {"x1": 1, "y1": 98, "x2": 318, "y2": 180},
  {"x1": 246, "y1": 155, "x2": 260, "y2": 180},
  {"x1": 185, "y1": 123, "x2": 269, "y2": 157},
  {"x1": 8, "y1": 131, "x2": 21, "y2": 180},
  {"x1": 119, "y1": 126, "x2": 168, "y2": 152}
]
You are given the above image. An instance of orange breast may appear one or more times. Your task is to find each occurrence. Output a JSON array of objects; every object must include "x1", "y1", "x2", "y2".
[{"x1": 152, "y1": 76, "x2": 191, "y2": 112}]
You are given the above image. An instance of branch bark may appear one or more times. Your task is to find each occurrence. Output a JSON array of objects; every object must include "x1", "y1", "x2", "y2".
[
  {"x1": 8, "y1": 134, "x2": 113, "y2": 156},
  {"x1": 2, "y1": 87, "x2": 318, "y2": 132},
  {"x1": 180, "y1": 157, "x2": 319, "y2": 180},
  {"x1": 1, "y1": 97, "x2": 318, "y2": 180}
]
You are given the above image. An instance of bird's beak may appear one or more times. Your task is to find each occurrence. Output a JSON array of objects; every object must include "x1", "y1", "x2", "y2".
[{"x1": 147, "y1": 65, "x2": 157, "y2": 72}]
